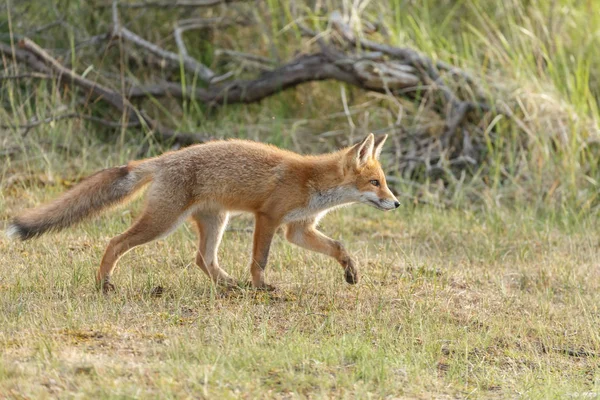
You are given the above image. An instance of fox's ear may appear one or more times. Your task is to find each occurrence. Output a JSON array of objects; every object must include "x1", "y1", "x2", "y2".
[
  {"x1": 372, "y1": 134, "x2": 388, "y2": 160},
  {"x1": 349, "y1": 134, "x2": 374, "y2": 168}
]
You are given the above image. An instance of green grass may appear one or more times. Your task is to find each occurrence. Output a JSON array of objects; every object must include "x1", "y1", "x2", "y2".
[
  {"x1": 1, "y1": 199, "x2": 599, "y2": 397},
  {"x1": 2, "y1": 0, "x2": 600, "y2": 398},
  {"x1": 2, "y1": 0, "x2": 600, "y2": 209}
]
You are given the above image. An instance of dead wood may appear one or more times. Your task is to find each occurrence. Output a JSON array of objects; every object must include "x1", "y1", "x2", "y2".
[
  {"x1": 110, "y1": 1, "x2": 215, "y2": 83},
  {"x1": 0, "y1": 39, "x2": 209, "y2": 145},
  {"x1": 100, "y1": 0, "x2": 242, "y2": 9},
  {"x1": 3, "y1": 6, "x2": 496, "y2": 170}
]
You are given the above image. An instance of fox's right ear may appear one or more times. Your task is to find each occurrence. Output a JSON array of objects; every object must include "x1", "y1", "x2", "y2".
[{"x1": 347, "y1": 134, "x2": 374, "y2": 169}]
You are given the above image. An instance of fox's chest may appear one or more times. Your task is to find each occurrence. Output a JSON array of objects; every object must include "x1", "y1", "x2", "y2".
[{"x1": 282, "y1": 187, "x2": 358, "y2": 223}]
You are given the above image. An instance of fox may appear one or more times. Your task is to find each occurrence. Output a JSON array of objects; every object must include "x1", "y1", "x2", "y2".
[{"x1": 7, "y1": 133, "x2": 399, "y2": 292}]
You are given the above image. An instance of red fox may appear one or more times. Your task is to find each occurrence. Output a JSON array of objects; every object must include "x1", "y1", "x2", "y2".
[{"x1": 7, "y1": 134, "x2": 399, "y2": 292}]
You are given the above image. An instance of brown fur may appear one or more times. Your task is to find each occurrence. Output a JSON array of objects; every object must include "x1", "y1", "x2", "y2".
[
  {"x1": 8, "y1": 163, "x2": 153, "y2": 240},
  {"x1": 7, "y1": 134, "x2": 399, "y2": 291}
]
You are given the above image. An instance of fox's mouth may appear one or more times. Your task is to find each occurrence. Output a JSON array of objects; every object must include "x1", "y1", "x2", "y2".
[{"x1": 367, "y1": 199, "x2": 392, "y2": 211}]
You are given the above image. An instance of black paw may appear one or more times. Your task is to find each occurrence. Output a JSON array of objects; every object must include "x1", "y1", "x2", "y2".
[
  {"x1": 252, "y1": 282, "x2": 277, "y2": 292},
  {"x1": 150, "y1": 285, "x2": 164, "y2": 298},
  {"x1": 345, "y1": 267, "x2": 358, "y2": 284},
  {"x1": 100, "y1": 280, "x2": 115, "y2": 294}
]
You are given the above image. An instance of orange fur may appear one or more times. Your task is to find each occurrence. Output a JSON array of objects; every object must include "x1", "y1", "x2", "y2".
[{"x1": 7, "y1": 134, "x2": 399, "y2": 292}]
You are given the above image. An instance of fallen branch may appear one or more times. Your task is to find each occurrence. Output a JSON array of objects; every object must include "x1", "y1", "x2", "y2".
[
  {"x1": 1, "y1": 38, "x2": 209, "y2": 145},
  {"x1": 0, "y1": 72, "x2": 53, "y2": 80},
  {"x1": 328, "y1": 11, "x2": 478, "y2": 87},
  {"x1": 18, "y1": 38, "x2": 145, "y2": 126},
  {"x1": 101, "y1": 0, "x2": 242, "y2": 8},
  {"x1": 126, "y1": 49, "x2": 435, "y2": 105},
  {"x1": 215, "y1": 49, "x2": 275, "y2": 66},
  {"x1": 126, "y1": 53, "x2": 363, "y2": 104},
  {"x1": 327, "y1": 11, "x2": 486, "y2": 147},
  {"x1": 0, "y1": 42, "x2": 52, "y2": 74},
  {"x1": 0, "y1": 112, "x2": 141, "y2": 136},
  {"x1": 3, "y1": 7, "x2": 498, "y2": 167},
  {"x1": 111, "y1": 1, "x2": 215, "y2": 83},
  {"x1": 177, "y1": 17, "x2": 242, "y2": 31},
  {"x1": 173, "y1": 27, "x2": 189, "y2": 58}
]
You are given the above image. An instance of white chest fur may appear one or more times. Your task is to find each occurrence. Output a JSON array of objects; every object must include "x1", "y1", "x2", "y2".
[{"x1": 282, "y1": 186, "x2": 360, "y2": 223}]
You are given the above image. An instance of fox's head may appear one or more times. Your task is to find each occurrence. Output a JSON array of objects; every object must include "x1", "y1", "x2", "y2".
[{"x1": 343, "y1": 134, "x2": 400, "y2": 211}]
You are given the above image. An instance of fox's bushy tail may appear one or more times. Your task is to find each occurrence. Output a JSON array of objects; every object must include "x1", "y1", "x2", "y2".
[{"x1": 7, "y1": 161, "x2": 155, "y2": 240}]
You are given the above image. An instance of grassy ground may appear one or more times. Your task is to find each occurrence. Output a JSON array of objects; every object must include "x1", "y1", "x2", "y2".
[
  {"x1": 1, "y1": 190, "x2": 600, "y2": 398},
  {"x1": 2, "y1": 0, "x2": 600, "y2": 398}
]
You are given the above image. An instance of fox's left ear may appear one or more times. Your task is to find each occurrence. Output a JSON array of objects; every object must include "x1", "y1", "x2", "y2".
[
  {"x1": 352, "y1": 133, "x2": 375, "y2": 168},
  {"x1": 372, "y1": 134, "x2": 388, "y2": 160}
]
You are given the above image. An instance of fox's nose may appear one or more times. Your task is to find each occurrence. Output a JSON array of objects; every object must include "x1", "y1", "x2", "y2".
[{"x1": 394, "y1": 201, "x2": 400, "y2": 208}]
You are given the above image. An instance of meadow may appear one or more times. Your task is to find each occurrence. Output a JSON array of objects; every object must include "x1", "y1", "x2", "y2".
[{"x1": 1, "y1": 0, "x2": 599, "y2": 398}]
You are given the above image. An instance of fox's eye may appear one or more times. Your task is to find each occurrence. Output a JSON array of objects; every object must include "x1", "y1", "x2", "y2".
[{"x1": 370, "y1": 179, "x2": 380, "y2": 187}]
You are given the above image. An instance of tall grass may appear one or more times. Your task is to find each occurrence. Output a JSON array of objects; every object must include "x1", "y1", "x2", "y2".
[
  {"x1": 1, "y1": 0, "x2": 599, "y2": 214},
  {"x1": 383, "y1": 0, "x2": 600, "y2": 211}
]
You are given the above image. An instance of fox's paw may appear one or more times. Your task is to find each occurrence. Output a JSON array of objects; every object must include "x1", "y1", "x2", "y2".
[
  {"x1": 343, "y1": 259, "x2": 359, "y2": 284},
  {"x1": 215, "y1": 276, "x2": 238, "y2": 288},
  {"x1": 103, "y1": 281, "x2": 116, "y2": 294},
  {"x1": 345, "y1": 268, "x2": 358, "y2": 284},
  {"x1": 250, "y1": 281, "x2": 277, "y2": 292},
  {"x1": 96, "y1": 278, "x2": 116, "y2": 294}
]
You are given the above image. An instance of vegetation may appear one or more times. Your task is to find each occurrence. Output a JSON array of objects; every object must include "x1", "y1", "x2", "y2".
[{"x1": 1, "y1": 0, "x2": 599, "y2": 398}]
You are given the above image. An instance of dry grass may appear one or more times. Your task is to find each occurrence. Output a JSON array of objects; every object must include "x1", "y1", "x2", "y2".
[
  {"x1": 1, "y1": 186, "x2": 599, "y2": 398},
  {"x1": 2, "y1": 1, "x2": 600, "y2": 398}
]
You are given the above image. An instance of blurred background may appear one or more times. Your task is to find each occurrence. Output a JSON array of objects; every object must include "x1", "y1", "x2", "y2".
[{"x1": 1, "y1": 0, "x2": 599, "y2": 214}]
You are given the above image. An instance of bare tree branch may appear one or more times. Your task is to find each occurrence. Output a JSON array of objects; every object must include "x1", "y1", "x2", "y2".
[
  {"x1": 0, "y1": 112, "x2": 141, "y2": 136},
  {"x1": 215, "y1": 48, "x2": 275, "y2": 66},
  {"x1": 101, "y1": 0, "x2": 242, "y2": 8},
  {"x1": 328, "y1": 11, "x2": 476, "y2": 85},
  {"x1": 18, "y1": 38, "x2": 144, "y2": 125},
  {"x1": 0, "y1": 41, "x2": 52, "y2": 74},
  {"x1": 173, "y1": 27, "x2": 189, "y2": 58},
  {"x1": 126, "y1": 53, "x2": 366, "y2": 104},
  {"x1": 2, "y1": 7, "x2": 497, "y2": 161},
  {"x1": 0, "y1": 72, "x2": 53, "y2": 80},
  {"x1": 1, "y1": 38, "x2": 209, "y2": 145},
  {"x1": 111, "y1": 1, "x2": 215, "y2": 83},
  {"x1": 177, "y1": 17, "x2": 241, "y2": 31},
  {"x1": 324, "y1": 11, "x2": 488, "y2": 147}
]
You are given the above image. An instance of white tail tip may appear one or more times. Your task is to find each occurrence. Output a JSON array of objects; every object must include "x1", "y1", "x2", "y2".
[{"x1": 5, "y1": 224, "x2": 21, "y2": 240}]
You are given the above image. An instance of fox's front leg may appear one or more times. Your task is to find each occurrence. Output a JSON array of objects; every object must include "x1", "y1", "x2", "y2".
[
  {"x1": 285, "y1": 221, "x2": 358, "y2": 284},
  {"x1": 250, "y1": 214, "x2": 279, "y2": 290}
]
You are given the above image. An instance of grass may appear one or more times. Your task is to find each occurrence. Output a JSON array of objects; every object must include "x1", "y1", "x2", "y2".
[
  {"x1": 2, "y1": 0, "x2": 600, "y2": 398},
  {"x1": 1, "y1": 197, "x2": 600, "y2": 397}
]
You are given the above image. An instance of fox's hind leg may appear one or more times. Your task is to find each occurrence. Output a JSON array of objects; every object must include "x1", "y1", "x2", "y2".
[
  {"x1": 96, "y1": 196, "x2": 188, "y2": 293},
  {"x1": 192, "y1": 211, "x2": 235, "y2": 286}
]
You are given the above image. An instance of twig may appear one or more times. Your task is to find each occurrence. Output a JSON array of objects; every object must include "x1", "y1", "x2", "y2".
[
  {"x1": 18, "y1": 38, "x2": 145, "y2": 126},
  {"x1": 173, "y1": 27, "x2": 189, "y2": 58},
  {"x1": 214, "y1": 49, "x2": 275, "y2": 65},
  {"x1": 126, "y1": 52, "x2": 363, "y2": 104},
  {"x1": 0, "y1": 41, "x2": 52, "y2": 74},
  {"x1": 4, "y1": 38, "x2": 208, "y2": 145},
  {"x1": 111, "y1": 0, "x2": 215, "y2": 82},
  {"x1": 327, "y1": 10, "x2": 487, "y2": 146},
  {"x1": 0, "y1": 112, "x2": 141, "y2": 136},
  {"x1": 177, "y1": 17, "x2": 239, "y2": 31},
  {"x1": 0, "y1": 72, "x2": 53, "y2": 80},
  {"x1": 101, "y1": 0, "x2": 241, "y2": 8},
  {"x1": 442, "y1": 101, "x2": 472, "y2": 147}
]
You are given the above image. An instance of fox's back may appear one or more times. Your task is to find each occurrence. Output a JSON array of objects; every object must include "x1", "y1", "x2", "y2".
[{"x1": 153, "y1": 140, "x2": 308, "y2": 212}]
